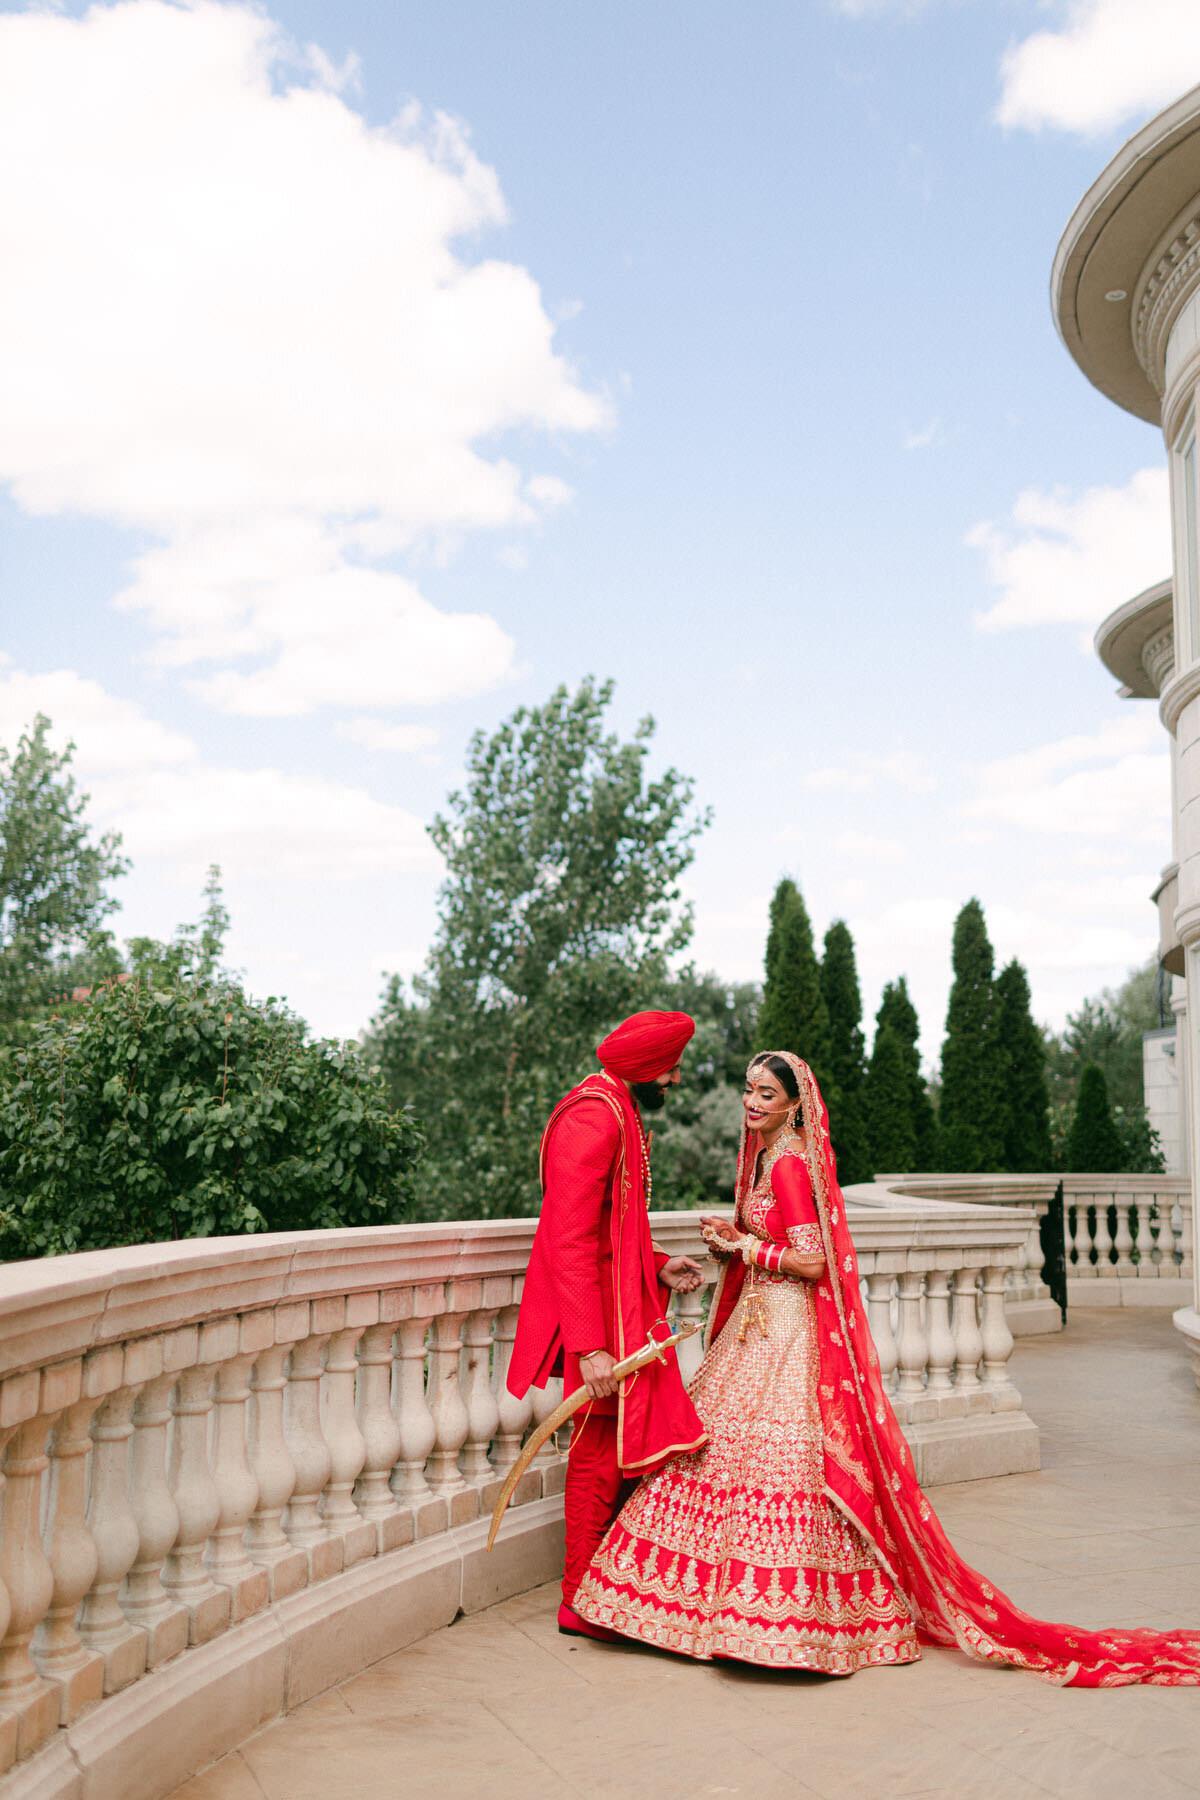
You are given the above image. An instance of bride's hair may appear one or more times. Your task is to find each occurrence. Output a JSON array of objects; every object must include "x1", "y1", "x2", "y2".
[{"x1": 749, "y1": 1052, "x2": 800, "y2": 1100}]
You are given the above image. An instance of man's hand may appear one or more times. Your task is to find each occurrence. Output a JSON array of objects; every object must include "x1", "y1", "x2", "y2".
[
  {"x1": 699, "y1": 1214, "x2": 740, "y2": 1247},
  {"x1": 660, "y1": 1255, "x2": 703, "y2": 1292},
  {"x1": 579, "y1": 1350, "x2": 618, "y2": 1399}
]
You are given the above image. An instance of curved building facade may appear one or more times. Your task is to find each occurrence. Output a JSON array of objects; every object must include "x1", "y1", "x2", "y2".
[{"x1": 1056, "y1": 87, "x2": 1200, "y2": 1342}]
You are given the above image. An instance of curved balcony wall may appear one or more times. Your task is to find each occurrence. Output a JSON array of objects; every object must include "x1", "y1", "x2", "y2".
[{"x1": 0, "y1": 1200, "x2": 1041, "y2": 1800}]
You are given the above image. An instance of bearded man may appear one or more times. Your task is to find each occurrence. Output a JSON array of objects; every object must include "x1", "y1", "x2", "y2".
[{"x1": 508, "y1": 1009, "x2": 707, "y2": 1640}]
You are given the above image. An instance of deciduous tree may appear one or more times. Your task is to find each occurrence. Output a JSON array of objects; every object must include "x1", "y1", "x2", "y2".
[
  {"x1": 369, "y1": 678, "x2": 710, "y2": 1218},
  {"x1": 0, "y1": 715, "x2": 128, "y2": 1040}
]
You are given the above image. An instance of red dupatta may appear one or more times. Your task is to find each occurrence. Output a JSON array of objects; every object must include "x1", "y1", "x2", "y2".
[{"x1": 715, "y1": 1050, "x2": 1200, "y2": 1687}]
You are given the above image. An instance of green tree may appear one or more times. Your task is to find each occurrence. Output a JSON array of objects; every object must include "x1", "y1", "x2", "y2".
[
  {"x1": 820, "y1": 921, "x2": 872, "y2": 1184},
  {"x1": 1065, "y1": 1063, "x2": 1123, "y2": 1173},
  {"x1": 0, "y1": 976, "x2": 420, "y2": 1259},
  {"x1": 649, "y1": 967, "x2": 758, "y2": 1208},
  {"x1": 994, "y1": 959, "x2": 1052, "y2": 1171},
  {"x1": 368, "y1": 678, "x2": 710, "y2": 1219},
  {"x1": 865, "y1": 1024, "x2": 917, "y2": 1172},
  {"x1": 1044, "y1": 959, "x2": 1164, "y2": 1168},
  {"x1": 938, "y1": 899, "x2": 1004, "y2": 1171},
  {"x1": 874, "y1": 977, "x2": 936, "y2": 1167},
  {"x1": 0, "y1": 715, "x2": 128, "y2": 1041},
  {"x1": 756, "y1": 878, "x2": 834, "y2": 1097}
]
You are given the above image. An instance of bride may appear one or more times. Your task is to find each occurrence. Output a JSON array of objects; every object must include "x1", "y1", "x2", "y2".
[{"x1": 572, "y1": 1049, "x2": 1200, "y2": 1685}]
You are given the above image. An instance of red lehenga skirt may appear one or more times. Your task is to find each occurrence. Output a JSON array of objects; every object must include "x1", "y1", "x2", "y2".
[{"x1": 573, "y1": 1267, "x2": 921, "y2": 1672}]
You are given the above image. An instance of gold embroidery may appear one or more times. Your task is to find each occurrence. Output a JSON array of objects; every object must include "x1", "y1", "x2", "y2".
[{"x1": 575, "y1": 1266, "x2": 920, "y2": 1673}]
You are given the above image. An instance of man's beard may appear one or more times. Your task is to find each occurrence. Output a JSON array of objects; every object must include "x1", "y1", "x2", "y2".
[{"x1": 630, "y1": 1079, "x2": 667, "y2": 1111}]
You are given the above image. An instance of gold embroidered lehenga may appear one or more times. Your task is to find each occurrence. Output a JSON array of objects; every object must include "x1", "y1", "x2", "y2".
[
  {"x1": 572, "y1": 1125, "x2": 920, "y2": 1672},
  {"x1": 574, "y1": 1051, "x2": 1200, "y2": 1686}
]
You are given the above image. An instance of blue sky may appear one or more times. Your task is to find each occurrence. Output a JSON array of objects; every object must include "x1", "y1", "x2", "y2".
[{"x1": 1, "y1": 0, "x2": 1194, "y2": 1060}]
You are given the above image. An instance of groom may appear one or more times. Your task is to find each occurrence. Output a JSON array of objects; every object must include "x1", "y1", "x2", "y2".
[{"x1": 508, "y1": 1009, "x2": 707, "y2": 1639}]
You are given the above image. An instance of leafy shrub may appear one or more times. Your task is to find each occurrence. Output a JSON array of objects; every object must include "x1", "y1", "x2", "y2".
[{"x1": 0, "y1": 974, "x2": 421, "y2": 1258}]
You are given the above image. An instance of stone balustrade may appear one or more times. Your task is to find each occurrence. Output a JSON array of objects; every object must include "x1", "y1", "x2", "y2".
[
  {"x1": 874, "y1": 1173, "x2": 1194, "y2": 1313},
  {"x1": 0, "y1": 1197, "x2": 1039, "y2": 1800}
]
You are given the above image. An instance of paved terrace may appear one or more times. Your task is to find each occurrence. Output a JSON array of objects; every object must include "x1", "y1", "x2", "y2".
[{"x1": 172, "y1": 1311, "x2": 1200, "y2": 1800}]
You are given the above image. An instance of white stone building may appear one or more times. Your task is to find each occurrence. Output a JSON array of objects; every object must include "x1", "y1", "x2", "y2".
[{"x1": 1054, "y1": 86, "x2": 1200, "y2": 1356}]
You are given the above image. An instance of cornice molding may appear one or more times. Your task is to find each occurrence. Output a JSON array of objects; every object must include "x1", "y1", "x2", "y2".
[
  {"x1": 1143, "y1": 622, "x2": 1177, "y2": 693},
  {"x1": 1134, "y1": 207, "x2": 1200, "y2": 397},
  {"x1": 1160, "y1": 660, "x2": 1200, "y2": 734}
]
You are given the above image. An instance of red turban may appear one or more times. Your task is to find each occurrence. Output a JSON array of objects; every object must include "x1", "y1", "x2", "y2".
[{"x1": 596, "y1": 1010, "x2": 695, "y2": 1081}]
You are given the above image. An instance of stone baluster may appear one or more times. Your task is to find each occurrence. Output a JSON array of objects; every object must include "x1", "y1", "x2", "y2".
[
  {"x1": 34, "y1": 1386, "x2": 105, "y2": 1723},
  {"x1": 1125, "y1": 1201, "x2": 1143, "y2": 1278},
  {"x1": 864, "y1": 1271, "x2": 899, "y2": 1392},
  {"x1": 320, "y1": 1323, "x2": 375, "y2": 1569},
  {"x1": 894, "y1": 1271, "x2": 927, "y2": 1400},
  {"x1": 78, "y1": 1349, "x2": 147, "y2": 1693},
  {"x1": 391, "y1": 1314, "x2": 436, "y2": 1505},
  {"x1": 0, "y1": 1409, "x2": 59, "y2": 1760},
  {"x1": 951, "y1": 1269, "x2": 984, "y2": 1398},
  {"x1": 1065, "y1": 1201, "x2": 1082, "y2": 1271},
  {"x1": 283, "y1": 1323, "x2": 341, "y2": 1583},
  {"x1": 353, "y1": 1321, "x2": 405, "y2": 1554},
  {"x1": 1178, "y1": 1195, "x2": 1195, "y2": 1281},
  {"x1": 206, "y1": 1332, "x2": 269, "y2": 1620},
  {"x1": 426, "y1": 1306, "x2": 470, "y2": 1495},
  {"x1": 671, "y1": 1283, "x2": 708, "y2": 1385},
  {"x1": 490, "y1": 1302, "x2": 533, "y2": 1477},
  {"x1": 980, "y1": 1265, "x2": 1018, "y2": 1407},
  {"x1": 162, "y1": 1359, "x2": 230, "y2": 1645},
  {"x1": 530, "y1": 1374, "x2": 565, "y2": 1464},
  {"x1": 459, "y1": 1301, "x2": 502, "y2": 1485},
  {"x1": 1083, "y1": 1202, "x2": 1100, "y2": 1274},
  {"x1": 121, "y1": 1373, "x2": 188, "y2": 1669},
  {"x1": 924, "y1": 1270, "x2": 956, "y2": 1398},
  {"x1": 245, "y1": 1334, "x2": 307, "y2": 1602}
]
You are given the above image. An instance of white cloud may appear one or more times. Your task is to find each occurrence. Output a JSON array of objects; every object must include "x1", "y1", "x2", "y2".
[
  {"x1": 963, "y1": 713, "x2": 1170, "y2": 843},
  {"x1": 902, "y1": 418, "x2": 943, "y2": 452},
  {"x1": 805, "y1": 751, "x2": 936, "y2": 792},
  {"x1": 0, "y1": 0, "x2": 609, "y2": 717},
  {"x1": 997, "y1": 0, "x2": 1200, "y2": 137},
  {"x1": 0, "y1": 664, "x2": 437, "y2": 882},
  {"x1": 335, "y1": 718, "x2": 439, "y2": 754},
  {"x1": 832, "y1": 830, "x2": 907, "y2": 861},
  {"x1": 970, "y1": 467, "x2": 1170, "y2": 642}
]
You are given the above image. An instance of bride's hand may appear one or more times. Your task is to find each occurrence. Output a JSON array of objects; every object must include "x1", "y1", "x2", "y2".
[{"x1": 699, "y1": 1214, "x2": 740, "y2": 1247}]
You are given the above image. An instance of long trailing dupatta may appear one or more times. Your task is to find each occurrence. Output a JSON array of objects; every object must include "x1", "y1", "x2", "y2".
[{"x1": 714, "y1": 1050, "x2": 1200, "y2": 1687}]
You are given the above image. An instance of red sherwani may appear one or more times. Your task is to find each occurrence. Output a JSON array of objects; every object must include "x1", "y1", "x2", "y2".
[{"x1": 508, "y1": 1071, "x2": 706, "y2": 1602}]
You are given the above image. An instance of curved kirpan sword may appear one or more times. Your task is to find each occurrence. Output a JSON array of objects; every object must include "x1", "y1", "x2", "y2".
[{"x1": 486, "y1": 1319, "x2": 701, "y2": 1552}]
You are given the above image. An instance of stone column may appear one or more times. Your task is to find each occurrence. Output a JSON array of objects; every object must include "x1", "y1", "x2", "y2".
[
  {"x1": 245, "y1": 1339, "x2": 307, "y2": 1602},
  {"x1": 353, "y1": 1322, "x2": 406, "y2": 1554},
  {"x1": 283, "y1": 1323, "x2": 340, "y2": 1583},
  {"x1": 78, "y1": 1348, "x2": 148, "y2": 1694},
  {"x1": 34, "y1": 1385, "x2": 106, "y2": 1722},
  {"x1": 320, "y1": 1324, "x2": 375, "y2": 1569},
  {"x1": 122, "y1": 1373, "x2": 189, "y2": 1668},
  {"x1": 0, "y1": 1411, "x2": 59, "y2": 1760}
]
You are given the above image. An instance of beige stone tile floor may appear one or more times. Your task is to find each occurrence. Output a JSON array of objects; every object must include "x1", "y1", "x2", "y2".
[{"x1": 172, "y1": 1310, "x2": 1200, "y2": 1800}]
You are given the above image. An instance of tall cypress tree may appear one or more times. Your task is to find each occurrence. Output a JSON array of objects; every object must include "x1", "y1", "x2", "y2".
[
  {"x1": 938, "y1": 898, "x2": 1004, "y2": 1172},
  {"x1": 994, "y1": 959, "x2": 1052, "y2": 1171},
  {"x1": 757, "y1": 877, "x2": 834, "y2": 1098},
  {"x1": 865, "y1": 1024, "x2": 918, "y2": 1171},
  {"x1": 875, "y1": 976, "x2": 936, "y2": 1167},
  {"x1": 1066, "y1": 1064, "x2": 1123, "y2": 1172},
  {"x1": 820, "y1": 920, "x2": 872, "y2": 1184}
]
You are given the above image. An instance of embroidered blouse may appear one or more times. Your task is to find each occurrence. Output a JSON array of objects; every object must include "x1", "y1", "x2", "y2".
[{"x1": 738, "y1": 1145, "x2": 824, "y2": 1273}]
